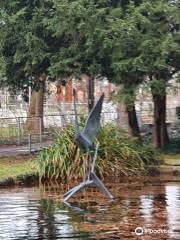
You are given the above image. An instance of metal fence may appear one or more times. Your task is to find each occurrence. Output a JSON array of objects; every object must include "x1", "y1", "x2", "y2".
[
  {"x1": 0, "y1": 108, "x2": 179, "y2": 147},
  {"x1": 0, "y1": 116, "x2": 48, "y2": 145},
  {"x1": 0, "y1": 111, "x2": 120, "y2": 146}
]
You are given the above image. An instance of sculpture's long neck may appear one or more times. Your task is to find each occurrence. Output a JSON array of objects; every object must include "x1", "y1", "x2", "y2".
[{"x1": 73, "y1": 91, "x2": 80, "y2": 133}]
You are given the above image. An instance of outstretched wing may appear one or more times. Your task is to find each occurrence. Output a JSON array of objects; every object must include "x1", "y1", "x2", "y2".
[{"x1": 83, "y1": 93, "x2": 104, "y2": 142}]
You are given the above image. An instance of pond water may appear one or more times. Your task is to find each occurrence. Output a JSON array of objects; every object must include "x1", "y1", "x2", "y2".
[{"x1": 0, "y1": 176, "x2": 180, "y2": 240}]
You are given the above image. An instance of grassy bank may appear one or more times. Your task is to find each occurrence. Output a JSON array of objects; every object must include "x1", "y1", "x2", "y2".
[{"x1": 0, "y1": 155, "x2": 38, "y2": 186}]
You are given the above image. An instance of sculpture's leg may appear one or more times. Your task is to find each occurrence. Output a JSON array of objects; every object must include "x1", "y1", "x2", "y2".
[
  {"x1": 91, "y1": 143, "x2": 99, "y2": 172},
  {"x1": 83, "y1": 155, "x2": 89, "y2": 181},
  {"x1": 64, "y1": 184, "x2": 81, "y2": 198},
  {"x1": 64, "y1": 181, "x2": 87, "y2": 199},
  {"x1": 87, "y1": 143, "x2": 99, "y2": 181},
  {"x1": 64, "y1": 180, "x2": 93, "y2": 202},
  {"x1": 90, "y1": 172, "x2": 113, "y2": 200},
  {"x1": 87, "y1": 153, "x2": 92, "y2": 181}
]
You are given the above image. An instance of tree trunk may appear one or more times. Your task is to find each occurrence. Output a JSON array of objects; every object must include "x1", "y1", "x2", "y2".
[
  {"x1": 152, "y1": 94, "x2": 168, "y2": 149},
  {"x1": 126, "y1": 104, "x2": 140, "y2": 137},
  {"x1": 34, "y1": 80, "x2": 44, "y2": 133},
  {"x1": 88, "y1": 77, "x2": 95, "y2": 112},
  {"x1": 26, "y1": 90, "x2": 37, "y2": 132},
  {"x1": 26, "y1": 73, "x2": 46, "y2": 133}
]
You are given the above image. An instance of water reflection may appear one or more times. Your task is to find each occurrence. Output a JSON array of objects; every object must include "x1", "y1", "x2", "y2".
[
  {"x1": 0, "y1": 193, "x2": 77, "y2": 239},
  {"x1": 0, "y1": 177, "x2": 179, "y2": 239},
  {"x1": 139, "y1": 195, "x2": 153, "y2": 224},
  {"x1": 166, "y1": 185, "x2": 180, "y2": 239}
]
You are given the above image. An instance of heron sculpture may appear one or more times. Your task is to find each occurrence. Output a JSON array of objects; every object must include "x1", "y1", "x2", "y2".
[{"x1": 64, "y1": 89, "x2": 113, "y2": 202}]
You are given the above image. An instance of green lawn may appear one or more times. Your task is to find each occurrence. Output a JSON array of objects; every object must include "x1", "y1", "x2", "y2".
[{"x1": 0, "y1": 156, "x2": 37, "y2": 180}]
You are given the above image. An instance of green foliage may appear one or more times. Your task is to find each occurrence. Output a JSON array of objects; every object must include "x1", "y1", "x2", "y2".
[
  {"x1": 1, "y1": 0, "x2": 179, "y2": 92},
  {"x1": 46, "y1": 0, "x2": 113, "y2": 78},
  {"x1": 109, "y1": 0, "x2": 179, "y2": 103},
  {"x1": 0, "y1": 0, "x2": 53, "y2": 89},
  {"x1": 36, "y1": 124, "x2": 160, "y2": 181},
  {"x1": 112, "y1": 85, "x2": 137, "y2": 110},
  {"x1": 149, "y1": 79, "x2": 167, "y2": 96}
]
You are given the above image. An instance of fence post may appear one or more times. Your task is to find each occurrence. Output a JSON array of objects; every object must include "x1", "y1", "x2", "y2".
[
  {"x1": 17, "y1": 117, "x2": 21, "y2": 145},
  {"x1": 39, "y1": 117, "x2": 42, "y2": 143},
  {"x1": 102, "y1": 113, "x2": 105, "y2": 125},
  {"x1": 28, "y1": 134, "x2": 31, "y2": 154}
]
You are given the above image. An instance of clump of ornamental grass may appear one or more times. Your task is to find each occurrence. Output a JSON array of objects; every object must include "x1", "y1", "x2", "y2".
[{"x1": 36, "y1": 124, "x2": 160, "y2": 181}]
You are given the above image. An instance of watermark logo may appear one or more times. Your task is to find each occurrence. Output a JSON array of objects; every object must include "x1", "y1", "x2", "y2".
[
  {"x1": 134, "y1": 227, "x2": 171, "y2": 236},
  {"x1": 135, "y1": 227, "x2": 144, "y2": 236}
]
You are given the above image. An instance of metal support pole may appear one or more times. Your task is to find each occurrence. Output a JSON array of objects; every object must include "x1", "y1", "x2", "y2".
[
  {"x1": 28, "y1": 134, "x2": 32, "y2": 154},
  {"x1": 28, "y1": 85, "x2": 31, "y2": 102},
  {"x1": 91, "y1": 143, "x2": 99, "y2": 172},
  {"x1": 17, "y1": 117, "x2": 21, "y2": 145}
]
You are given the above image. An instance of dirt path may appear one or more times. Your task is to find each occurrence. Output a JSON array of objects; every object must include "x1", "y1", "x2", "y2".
[{"x1": 0, "y1": 141, "x2": 52, "y2": 157}]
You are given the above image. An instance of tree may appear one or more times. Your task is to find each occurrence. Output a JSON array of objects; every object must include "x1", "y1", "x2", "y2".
[
  {"x1": 104, "y1": 2, "x2": 146, "y2": 136},
  {"x1": 0, "y1": 8, "x2": 7, "y2": 85},
  {"x1": 104, "y1": 0, "x2": 180, "y2": 145},
  {"x1": 47, "y1": 0, "x2": 146, "y2": 135},
  {"x1": 0, "y1": 0, "x2": 53, "y2": 132},
  {"x1": 135, "y1": 0, "x2": 180, "y2": 148},
  {"x1": 42, "y1": 0, "x2": 180, "y2": 144},
  {"x1": 45, "y1": 0, "x2": 117, "y2": 111}
]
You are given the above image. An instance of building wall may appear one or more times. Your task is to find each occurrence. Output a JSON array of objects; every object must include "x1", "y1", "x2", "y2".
[
  {"x1": 47, "y1": 76, "x2": 114, "y2": 104},
  {"x1": 136, "y1": 79, "x2": 180, "y2": 125}
]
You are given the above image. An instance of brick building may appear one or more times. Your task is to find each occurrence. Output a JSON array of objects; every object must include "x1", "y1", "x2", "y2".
[{"x1": 47, "y1": 76, "x2": 114, "y2": 104}]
